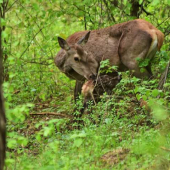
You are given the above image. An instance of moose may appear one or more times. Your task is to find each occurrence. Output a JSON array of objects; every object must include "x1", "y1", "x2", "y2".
[{"x1": 55, "y1": 19, "x2": 164, "y2": 114}]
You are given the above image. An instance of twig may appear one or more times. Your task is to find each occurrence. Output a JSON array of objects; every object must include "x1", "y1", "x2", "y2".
[
  {"x1": 161, "y1": 147, "x2": 170, "y2": 152},
  {"x1": 30, "y1": 112, "x2": 73, "y2": 118},
  {"x1": 165, "y1": 29, "x2": 170, "y2": 37},
  {"x1": 157, "y1": 17, "x2": 170, "y2": 28},
  {"x1": 18, "y1": 2, "x2": 45, "y2": 38},
  {"x1": 103, "y1": 0, "x2": 116, "y2": 22},
  {"x1": 21, "y1": 60, "x2": 54, "y2": 66},
  {"x1": 19, "y1": 28, "x2": 43, "y2": 59},
  {"x1": 6, "y1": 0, "x2": 18, "y2": 12},
  {"x1": 141, "y1": 5, "x2": 152, "y2": 16},
  {"x1": 158, "y1": 59, "x2": 170, "y2": 90}
]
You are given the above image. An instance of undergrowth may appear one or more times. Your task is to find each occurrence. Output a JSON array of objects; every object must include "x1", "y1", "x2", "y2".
[{"x1": 5, "y1": 70, "x2": 170, "y2": 169}]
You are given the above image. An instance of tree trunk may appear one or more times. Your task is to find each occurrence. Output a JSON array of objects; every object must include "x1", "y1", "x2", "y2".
[
  {"x1": 0, "y1": 19, "x2": 6, "y2": 170},
  {"x1": 130, "y1": 0, "x2": 140, "y2": 18}
]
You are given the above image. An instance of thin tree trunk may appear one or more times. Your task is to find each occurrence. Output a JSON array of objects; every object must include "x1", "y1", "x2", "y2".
[
  {"x1": 0, "y1": 18, "x2": 6, "y2": 170},
  {"x1": 130, "y1": 0, "x2": 140, "y2": 18}
]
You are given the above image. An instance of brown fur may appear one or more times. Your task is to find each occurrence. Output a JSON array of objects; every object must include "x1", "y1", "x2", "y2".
[{"x1": 82, "y1": 80, "x2": 94, "y2": 97}]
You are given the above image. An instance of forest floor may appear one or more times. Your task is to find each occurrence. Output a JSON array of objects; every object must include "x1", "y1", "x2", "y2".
[{"x1": 11, "y1": 96, "x2": 166, "y2": 170}]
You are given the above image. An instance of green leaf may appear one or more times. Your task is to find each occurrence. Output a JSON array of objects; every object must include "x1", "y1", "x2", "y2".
[
  {"x1": 124, "y1": 0, "x2": 127, "y2": 5},
  {"x1": 2, "y1": 31, "x2": 8, "y2": 39},
  {"x1": 7, "y1": 139, "x2": 17, "y2": 149},
  {"x1": 36, "y1": 134, "x2": 42, "y2": 141},
  {"x1": 139, "y1": 0, "x2": 143, "y2": 4},
  {"x1": 70, "y1": 132, "x2": 87, "y2": 139},
  {"x1": 105, "y1": 118, "x2": 112, "y2": 124},
  {"x1": 136, "y1": 94, "x2": 141, "y2": 101},
  {"x1": 142, "y1": 95, "x2": 147, "y2": 101},
  {"x1": 0, "y1": 18, "x2": 6, "y2": 26},
  {"x1": 167, "y1": 0, "x2": 170, "y2": 5},
  {"x1": 134, "y1": 86, "x2": 139, "y2": 93},
  {"x1": 5, "y1": 159, "x2": 15, "y2": 166},
  {"x1": 152, "y1": 106, "x2": 168, "y2": 121},
  {"x1": 140, "y1": 68, "x2": 146, "y2": 73},
  {"x1": 152, "y1": 89, "x2": 159, "y2": 97},
  {"x1": 151, "y1": 0, "x2": 160, "y2": 6},
  {"x1": 32, "y1": 3, "x2": 39, "y2": 10},
  {"x1": 44, "y1": 127, "x2": 52, "y2": 137},
  {"x1": 73, "y1": 138, "x2": 83, "y2": 148}
]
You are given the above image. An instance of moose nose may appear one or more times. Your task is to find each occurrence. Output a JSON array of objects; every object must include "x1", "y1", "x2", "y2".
[{"x1": 89, "y1": 74, "x2": 96, "y2": 80}]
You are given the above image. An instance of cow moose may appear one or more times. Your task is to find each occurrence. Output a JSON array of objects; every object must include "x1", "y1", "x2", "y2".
[{"x1": 55, "y1": 19, "x2": 164, "y2": 115}]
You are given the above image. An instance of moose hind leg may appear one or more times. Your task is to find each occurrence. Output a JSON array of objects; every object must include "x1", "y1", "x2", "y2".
[
  {"x1": 129, "y1": 64, "x2": 151, "y2": 78},
  {"x1": 122, "y1": 51, "x2": 152, "y2": 78},
  {"x1": 146, "y1": 63, "x2": 153, "y2": 77}
]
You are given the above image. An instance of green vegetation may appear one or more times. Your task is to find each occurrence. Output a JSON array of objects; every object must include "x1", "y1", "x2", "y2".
[{"x1": 1, "y1": 0, "x2": 170, "y2": 169}]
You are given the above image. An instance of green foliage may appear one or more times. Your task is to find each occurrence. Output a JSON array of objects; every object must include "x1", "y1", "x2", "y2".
[
  {"x1": 100, "y1": 59, "x2": 118, "y2": 74},
  {"x1": 1, "y1": 0, "x2": 170, "y2": 169}
]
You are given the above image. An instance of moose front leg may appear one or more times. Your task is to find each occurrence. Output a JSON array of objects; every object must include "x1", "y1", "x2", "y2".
[
  {"x1": 73, "y1": 81, "x2": 85, "y2": 119},
  {"x1": 74, "y1": 81, "x2": 84, "y2": 102}
]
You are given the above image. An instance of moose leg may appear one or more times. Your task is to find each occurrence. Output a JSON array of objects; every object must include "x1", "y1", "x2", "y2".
[
  {"x1": 126, "y1": 62, "x2": 152, "y2": 78},
  {"x1": 120, "y1": 53, "x2": 154, "y2": 78},
  {"x1": 74, "y1": 81, "x2": 84, "y2": 102},
  {"x1": 73, "y1": 81, "x2": 85, "y2": 118},
  {"x1": 146, "y1": 63, "x2": 153, "y2": 77}
]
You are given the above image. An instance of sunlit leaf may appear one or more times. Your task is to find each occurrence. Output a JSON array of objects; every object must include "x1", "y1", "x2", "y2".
[
  {"x1": 73, "y1": 138, "x2": 83, "y2": 147},
  {"x1": 152, "y1": 89, "x2": 159, "y2": 97}
]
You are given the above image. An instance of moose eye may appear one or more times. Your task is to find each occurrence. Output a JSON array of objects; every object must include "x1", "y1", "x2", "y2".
[{"x1": 74, "y1": 57, "x2": 79, "y2": 62}]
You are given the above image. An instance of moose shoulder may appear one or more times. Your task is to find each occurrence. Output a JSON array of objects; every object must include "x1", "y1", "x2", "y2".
[{"x1": 55, "y1": 19, "x2": 164, "y2": 100}]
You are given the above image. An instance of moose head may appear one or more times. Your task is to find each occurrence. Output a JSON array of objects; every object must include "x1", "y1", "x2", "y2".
[{"x1": 57, "y1": 31, "x2": 98, "y2": 81}]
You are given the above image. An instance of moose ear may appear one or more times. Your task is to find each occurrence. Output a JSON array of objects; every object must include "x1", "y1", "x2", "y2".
[
  {"x1": 77, "y1": 31, "x2": 91, "y2": 45},
  {"x1": 58, "y1": 37, "x2": 70, "y2": 50},
  {"x1": 75, "y1": 45, "x2": 84, "y2": 56}
]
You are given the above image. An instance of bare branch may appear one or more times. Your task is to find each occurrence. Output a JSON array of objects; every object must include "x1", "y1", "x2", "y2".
[
  {"x1": 157, "y1": 17, "x2": 170, "y2": 28},
  {"x1": 6, "y1": 0, "x2": 18, "y2": 12},
  {"x1": 103, "y1": 0, "x2": 116, "y2": 22},
  {"x1": 30, "y1": 112, "x2": 73, "y2": 119},
  {"x1": 19, "y1": 28, "x2": 44, "y2": 59}
]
